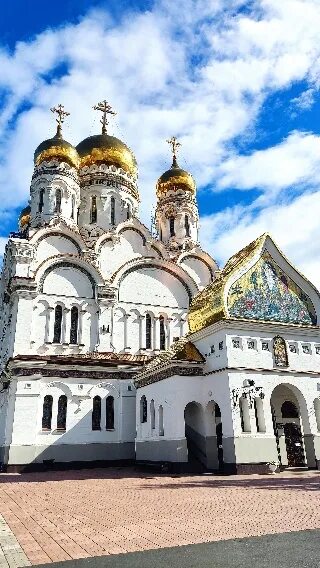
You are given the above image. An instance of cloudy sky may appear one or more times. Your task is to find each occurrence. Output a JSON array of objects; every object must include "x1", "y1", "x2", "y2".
[{"x1": 1, "y1": 0, "x2": 320, "y2": 285}]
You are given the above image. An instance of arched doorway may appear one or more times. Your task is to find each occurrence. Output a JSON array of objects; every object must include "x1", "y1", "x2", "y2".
[
  {"x1": 205, "y1": 401, "x2": 224, "y2": 471},
  {"x1": 184, "y1": 402, "x2": 206, "y2": 471},
  {"x1": 270, "y1": 384, "x2": 307, "y2": 467}
]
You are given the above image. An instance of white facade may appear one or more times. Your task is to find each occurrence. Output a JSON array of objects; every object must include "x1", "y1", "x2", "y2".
[{"x1": 0, "y1": 123, "x2": 219, "y2": 470}]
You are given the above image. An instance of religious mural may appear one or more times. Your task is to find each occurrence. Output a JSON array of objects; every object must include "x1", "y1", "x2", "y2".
[{"x1": 227, "y1": 251, "x2": 316, "y2": 325}]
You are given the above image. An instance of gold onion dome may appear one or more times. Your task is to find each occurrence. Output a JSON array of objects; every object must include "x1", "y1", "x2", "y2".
[
  {"x1": 34, "y1": 126, "x2": 80, "y2": 169},
  {"x1": 76, "y1": 134, "x2": 137, "y2": 177},
  {"x1": 156, "y1": 155, "x2": 196, "y2": 198},
  {"x1": 19, "y1": 205, "x2": 31, "y2": 229}
]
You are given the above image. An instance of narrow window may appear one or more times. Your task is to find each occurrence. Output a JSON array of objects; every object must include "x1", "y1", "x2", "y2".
[
  {"x1": 57, "y1": 395, "x2": 67, "y2": 430},
  {"x1": 42, "y1": 395, "x2": 53, "y2": 430},
  {"x1": 159, "y1": 316, "x2": 165, "y2": 350},
  {"x1": 146, "y1": 314, "x2": 152, "y2": 349},
  {"x1": 92, "y1": 396, "x2": 101, "y2": 430},
  {"x1": 55, "y1": 189, "x2": 62, "y2": 213},
  {"x1": 254, "y1": 398, "x2": 266, "y2": 433},
  {"x1": 126, "y1": 203, "x2": 131, "y2": 220},
  {"x1": 110, "y1": 196, "x2": 115, "y2": 225},
  {"x1": 185, "y1": 214, "x2": 190, "y2": 237},
  {"x1": 159, "y1": 405, "x2": 164, "y2": 436},
  {"x1": 169, "y1": 216, "x2": 175, "y2": 237},
  {"x1": 281, "y1": 401, "x2": 299, "y2": 418},
  {"x1": 71, "y1": 195, "x2": 75, "y2": 219},
  {"x1": 106, "y1": 396, "x2": 114, "y2": 429},
  {"x1": 53, "y1": 305, "x2": 63, "y2": 343},
  {"x1": 150, "y1": 400, "x2": 155, "y2": 429},
  {"x1": 140, "y1": 396, "x2": 147, "y2": 423},
  {"x1": 90, "y1": 196, "x2": 97, "y2": 223},
  {"x1": 38, "y1": 189, "x2": 44, "y2": 213},
  {"x1": 239, "y1": 396, "x2": 251, "y2": 432},
  {"x1": 70, "y1": 307, "x2": 79, "y2": 344}
]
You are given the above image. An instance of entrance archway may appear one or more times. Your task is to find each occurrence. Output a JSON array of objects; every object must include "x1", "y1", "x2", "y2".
[
  {"x1": 184, "y1": 402, "x2": 206, "y2": 471},
  {"x1": 205, "y1": 400, "x2": 224, "y2": 471},
  {"x1": 270, "y1": 384, "x2": 310, "y2": 467}
]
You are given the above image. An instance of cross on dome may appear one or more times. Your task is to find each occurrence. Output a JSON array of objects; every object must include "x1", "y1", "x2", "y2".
[
  {"x1": 50, "y1": 104, "x2": 70, "y2": 138},
  {"x1": 166, "y1": 136, "x2": 181, "y2": 167},
  {"x1": 93, "y1": 100, "x2": 117, "y2": 134}
]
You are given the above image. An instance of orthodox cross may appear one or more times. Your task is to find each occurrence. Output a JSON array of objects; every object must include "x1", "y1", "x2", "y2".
[
  {"x1": 50, "y1": 104, "x2": 70, "y2": 137},
  {"x1": 167, "y1": 136, "x2": 181, "y2": 166},
  {"x1": 93, "y1": 100, "x2": 116, "y2": 134}
]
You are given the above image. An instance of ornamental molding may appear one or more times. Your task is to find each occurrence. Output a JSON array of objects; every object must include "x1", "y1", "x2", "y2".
[{"x1": 9, "y1": 241, "x2": 35, "y2": 263}]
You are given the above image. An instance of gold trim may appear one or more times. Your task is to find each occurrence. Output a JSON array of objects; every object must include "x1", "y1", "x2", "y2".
[
  {"x1": 36, "y1": 146, "x2": 80, "y2": 168},
  {"x1": 79, "y1": 147, "x2": 137, "y2": 177}
]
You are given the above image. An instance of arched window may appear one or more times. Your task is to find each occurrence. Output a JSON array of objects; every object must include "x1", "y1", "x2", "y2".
[
  {"x1": 53, "y1": 305, "x2": 63, "y2": 343},
  {"x1": 146, "y1": 314, "x2": 152, "y2": 349},
  {"x1": 42, "y1": 395, "x2": 53, "y2": 430},
  {"x1": 110, "y1": 196, "x2": 115, "y2": 225},
  {"x1": 71, "y1": 195, "x2": 75, "y2": 219},
  {"x1": 185, "y1": 214, "x2": 190, "y2": 237},
  {"x1": 90, "y1": 196, "x2": 97, "y2": 223},
  {"x1": 126, "y1": 203, "x2": 131, "y2": 220},
  {"x1": 159, "y1": 405, "x2": 164, "y2": 436},
  {"x1": 169, "y1": 217, "x2": 175, "y2": 237},
  {"x1": 159, "y1": 316, "x2": 165, "y2": 350},
  {"x1": 57, "y1": 395, "x2": 67, "y2": 430},
  {"x1": 106, "y1": 396, "x2": 114, "y2": 429},
  {"x1": 140, "y1": 395, "x2": 147, "y2": 423},
  {"x1": 70, "y1": 306, "x2": 79, "y2": 344},
  {"x1": 92, "y1": 396, "x2": 101, "y2": 430},
  {"x1": 281, "y1": 401, "x2": 299, "y2": 418},
  {"x1": 55, "y1": 189, "x2": 62, "y2": 213},
  {"x1": 239, "y1": 396, "x2": 251, "y2": 432},
  {"x1": 38, "y1": 189, "x2": 44, "y2": 213},
  {"x1": 254, "y1": 398, "x2": 266, "y2": 432},
  {"x1": 150, "y1": 400, "x2": 155, "y2": 429},
  {"x1": 273, "y1": 336, "x2": 288, "y2": 367}
]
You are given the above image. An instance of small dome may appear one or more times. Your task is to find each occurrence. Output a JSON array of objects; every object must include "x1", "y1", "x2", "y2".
[
  {"x1": 19, "y1": 205, "x2": 31, "y2": 229},
  {"x1": 76, "y1": 134, "x2": 137, "y2": 177},
  {"x1": 156, "y1": 158, "x2": 196, "y2": 198},
  {"x1": 34, "y1": 131, "x2": 80, "y2": 169}
]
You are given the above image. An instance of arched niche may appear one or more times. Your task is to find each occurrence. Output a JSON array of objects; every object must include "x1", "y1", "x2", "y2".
[
  {"x1": 36, "y1": 234, "x2": 81, "y2": 265},
  {"x1": 40, "y1": 264, "x2": 95, "y2": 298},
  {"x1": 119, "y1": 266, "x2": 191, "y2": 309},
  {"x1": 179, "y1": 256, "x2": 212, "y2": 289}
]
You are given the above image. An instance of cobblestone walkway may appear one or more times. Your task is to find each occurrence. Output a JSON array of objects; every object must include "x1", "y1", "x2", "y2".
[
  {"x1": 0, "y1": 514, "x2": 30, "y2": 568},
  {"x1": 0, "y1": 468, "x2": 319, "y2": 565}
]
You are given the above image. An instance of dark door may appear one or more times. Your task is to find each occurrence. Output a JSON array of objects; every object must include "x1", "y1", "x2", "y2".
[
  {"x1": 284, "y1": 423, "x2": 305, "y2": 466},
  {"x1": 216, "y1": 422, "x2": 224, "y2": 471}
]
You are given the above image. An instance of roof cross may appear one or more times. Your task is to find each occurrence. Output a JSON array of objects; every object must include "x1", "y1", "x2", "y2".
[
  {"x1": 166, "y1": 136, "x2": 181, "y2": 166},
  {"x1": 50, "y1": 104, "x2": 70, "y2": 138},
  {"x1": 93, "y1": 100, "x2": 116, "y2": 134}
]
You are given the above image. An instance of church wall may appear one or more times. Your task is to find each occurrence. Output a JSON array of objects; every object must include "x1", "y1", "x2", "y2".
[
  {"x1": 2, "y1": 376, "x2": 136, "y2": 468},
  {"x1": 179, "y1": 257, "x2": 212, "y2": 290},
  {"x1": 35, "y1": 235, "x2": 80, "y2": 266}
]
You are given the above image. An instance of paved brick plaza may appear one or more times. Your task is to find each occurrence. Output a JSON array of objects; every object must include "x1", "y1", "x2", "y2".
[{"x1": 0, "y1": 468, "x2": 319, "y2": 566}]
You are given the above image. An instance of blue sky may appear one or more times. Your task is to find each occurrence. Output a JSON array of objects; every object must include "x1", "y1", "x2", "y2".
[{"x1": 1, "y1": 0, "x2": 320, "y2": 284}]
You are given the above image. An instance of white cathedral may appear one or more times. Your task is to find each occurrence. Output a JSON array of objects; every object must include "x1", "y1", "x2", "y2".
[{"x1": 0, "y1": 101, "x2": 320, "y2": 474}]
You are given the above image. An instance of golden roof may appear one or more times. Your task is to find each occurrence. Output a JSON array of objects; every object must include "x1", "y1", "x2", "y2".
[
  {"x1": 34, "y1": 129, "x2": 80, "y2": 169},
  {"x1": 156, "y1": 157, "x2": 196, "y2": 198},
  {"x1": 19, "y1": 205, "x2": 31, "y2": 229},
  {"x1": 76, "y1": 134, "x2": 137, "y2": 177},
  {"x1": 188, "y1": 233, "x2": 318, "y2": 333}
]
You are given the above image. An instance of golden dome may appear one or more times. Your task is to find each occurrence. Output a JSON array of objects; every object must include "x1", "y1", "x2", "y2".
[
  {"x1": 76, "y1": 134, "x2": 137, "y2": 177},
  {"x1": 19, "y1": 205, "x2": 31, "y2": 229},
  {"x1": 156, "y1": 157, "x2": 196, "y2": 198},
  {"x1": 34, "y1": 128, "x2": 80, "y2": 169}
]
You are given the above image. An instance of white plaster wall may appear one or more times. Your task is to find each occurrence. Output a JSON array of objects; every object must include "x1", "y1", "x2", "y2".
[
  {"x1": 36, "y1": 236, "x2": 79, "y2": 265},
  {"x1": 179, "y1": 257, "x2": 212, "y2": 289},
  {"x1": 99, "y1": 231, "x2": 159, "y2": 280},
  {"x1": 42, "y1": 266, "x2": 94, "y2": 298}
]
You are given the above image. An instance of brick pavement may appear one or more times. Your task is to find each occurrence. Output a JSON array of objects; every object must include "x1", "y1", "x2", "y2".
[{"x1": 0, "y1": 468, "x2": 319, "y2": 566}]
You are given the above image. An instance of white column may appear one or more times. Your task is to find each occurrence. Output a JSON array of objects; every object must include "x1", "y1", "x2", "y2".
[
  {"x1": 62, "y1": 308, "x2": 70, "y2": 344},
  {"x1": 153, "y1": 316, "x2": 159, "y2": 351},
  {"x1": 45, "y1": 307, "x2": 54, "y2": 343},
  {"x1": 166, "y1": 317, "x2": 172, "y2": 348}
]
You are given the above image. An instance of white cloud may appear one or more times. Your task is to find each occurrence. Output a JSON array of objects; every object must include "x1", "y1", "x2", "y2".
[
  {"x1": 0, "y1": 0, "x2": 320, "y2": 282},
  {"x1": 200, "y1": 189, "x2": 320, "y2": 287}
]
